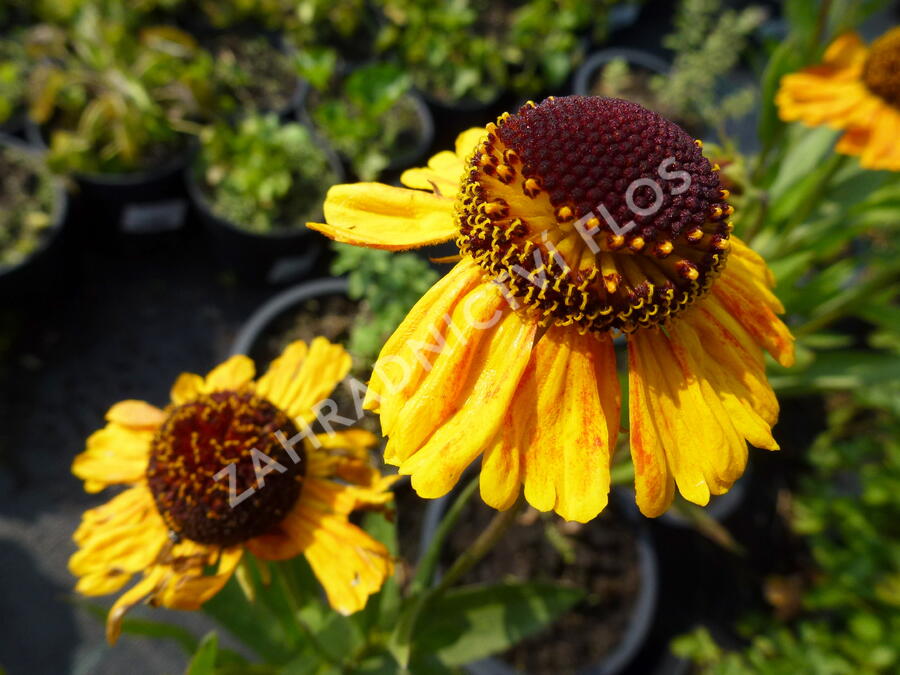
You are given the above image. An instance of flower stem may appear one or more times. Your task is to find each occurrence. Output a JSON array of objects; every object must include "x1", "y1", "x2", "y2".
[
  {"x1": 432, "y1": 493, "x2": 526, "y2": 595},
  {"x1": 274, "y1": 562, "x2": 340, "y2": 667}
]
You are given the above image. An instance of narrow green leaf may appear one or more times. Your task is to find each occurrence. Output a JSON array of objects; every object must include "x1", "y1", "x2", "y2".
[{"x1": 186, "y1": 632, "x2": 218, "y2": 675}]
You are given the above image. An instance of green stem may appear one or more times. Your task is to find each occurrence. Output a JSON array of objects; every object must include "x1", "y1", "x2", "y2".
[
  {"x1": 432, "y1": 494, "x2": 525, "y2": 595},
  {"x1": 274, "y1": 562, "x2": 340, "y2": 667}
]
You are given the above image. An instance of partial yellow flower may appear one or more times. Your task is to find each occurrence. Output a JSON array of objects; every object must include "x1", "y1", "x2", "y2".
[
  {"x1": 70, "y1": 339, "x2": 395, "y2": 644},
  {"x1": 776, "y1": 29, "x2": 900, "y2": 171},
  {"x1": 308, "y1": 96, "x2": 794, "y2": 524}
]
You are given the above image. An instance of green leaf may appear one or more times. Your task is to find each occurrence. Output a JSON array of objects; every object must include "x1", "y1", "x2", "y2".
[
  {"x1": 202, "y1": 567, "x2": 294, "y2": 663},
  {"x1": 411, "y1": 582, "x2": 584, "y2": 667},
  {"x1": 77, "y1": 601, "x2": 199, "y2": 655},
  {"x1": 767, "y1": 126, "x2": 838, "y2": 204},
  {"x1": 186, "y1": 632, "x2": 218, "y2": 675}
]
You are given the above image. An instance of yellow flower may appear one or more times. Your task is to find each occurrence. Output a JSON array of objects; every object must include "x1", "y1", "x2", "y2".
[
  {"x1": 70, "y1": 338, "x2": 395, "y2": 644},
  {"x1": 776, "y1": 29, "x2": 900, "y2": 171},
  {"x1": 309, "y1": 96, "x2": 794, "y2": 523}
]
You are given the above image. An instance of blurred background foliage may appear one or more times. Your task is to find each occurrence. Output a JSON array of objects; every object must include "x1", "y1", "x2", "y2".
[{"x1": 2, "y1": 0, "x2": 900, "y2": 672}]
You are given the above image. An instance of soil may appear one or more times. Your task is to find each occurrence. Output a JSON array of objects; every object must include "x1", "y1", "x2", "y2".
[{"x1": 443, "y1": 498, "x2": 642, "y2": 673}]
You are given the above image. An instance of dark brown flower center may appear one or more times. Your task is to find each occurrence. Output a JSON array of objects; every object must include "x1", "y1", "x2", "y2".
[
  {"x1": 146, "y1": 390, "x2": 304, "y2": 547},
  {"x1": 863, "y1": 27, "x2": 900, "y2": 108},
  {"x1": 456, "y1": 96, "x2": 731, "y2": 333}
]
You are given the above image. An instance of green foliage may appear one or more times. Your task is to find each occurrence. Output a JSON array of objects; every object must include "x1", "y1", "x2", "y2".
[
  {"x1": 197, "y1": 114, "x2": 338, "y2": 233},
  {"x1": 652, "y1": 0, "x2": 766, "y2": 132},
  {"x1": 0, "y1": 145, "x2": 55, "y2": 267},
  {"x1": 288, "y1": 0, "x2": 371, "y2": 50},
  {"x1": 674, "y1": 408, "x2": 900, "y2": 674},
  {"x1": 0, "y1": 37, "x2": 27, "y2": 125},
  {"x1": 211, "y1": 36, "x2": 299, "y2": 115},
  {"x1": 303, "y1": 61, "x2": 419, "y2": 180},
  {"x1": 379, "y1": 0, "x2": 507, "y2": 105},
  {"x1": 330, "y1": 244, "x2": 438, "y2": 368},
  {"x1": 503, "y1": 0, "x2": 614, "y2": 94},
  {"x1": 26, "y1": 7, "x2": 217, "y2": 174}
]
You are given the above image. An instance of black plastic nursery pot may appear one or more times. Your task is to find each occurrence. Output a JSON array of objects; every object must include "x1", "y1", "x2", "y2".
[
  {"x1": 421, "y1": 492, "x2": 659, "y2": 675},
  {"x1": 420, "y1": 87, "x2": 511, "y2": 150},
  {"x1": 0, "y1": 175, "x2": 69, "y2": 305},
  {"x1": 187, "y1": 137, "x2": 344, "y2": 287},
  {"x1": 228, "y1": 276, "x2": 351, "y2": 358},
  {"x1": 572, "y1": 47, "x2": 672, "y2": 98},
  {"x1": 25, "y1": 121, "x2": 192, "y2": 245}
]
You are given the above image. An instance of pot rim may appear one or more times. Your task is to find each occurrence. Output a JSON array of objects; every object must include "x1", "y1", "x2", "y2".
[
  {"x1": 572, "y1": 47, "x2": 671, "y2": 97},
  {"x1": 229, "y1": 276, "x2": 351, "y2": 358},
  {"x1": 0, "y1": 135, "x2": 69, "y2": 279},
  {"x1": 186, "y1": 120, "x2": 344, "y2": 242}
]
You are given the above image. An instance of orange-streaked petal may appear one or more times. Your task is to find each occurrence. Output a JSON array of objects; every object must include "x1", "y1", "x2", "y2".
[
  {"x1": 627, "y1": 332, "x2": 675, "y2": 517},
  {"x1": 629, "y1": 328, "x2": 751, "y2": 513},
  {"x1": 671, "y1": 316, "x2": 779, "y2": 451},
  {"x1": 712, "y1": 274, "x2": 795, "y2": 367},
  {"x1": 507, "y1": 327, "x2": 618, "y2": 523},
  {"x1": 397, "y1": 298, "x2": 536, "y2": 499},
  {"x1": 382, "y1": 280, "x2": 514, "y2": 465},
  {"x1": 366, "y1": 258, "x2": 485, "y2": 435},
  {"x1": 308, "y1": 183, "x2": 456, "y2": 250}
]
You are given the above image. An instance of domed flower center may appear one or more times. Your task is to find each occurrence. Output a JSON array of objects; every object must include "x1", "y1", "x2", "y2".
[
  {"x1": 456, "y1": 96, "x2": 731, "y2": 333},
  {"x1": 863, "y1": 27, "x2": 900, "y2": 108},
  {"x1": 147, "y1": 390, "x2": 304, "y2": 547}
]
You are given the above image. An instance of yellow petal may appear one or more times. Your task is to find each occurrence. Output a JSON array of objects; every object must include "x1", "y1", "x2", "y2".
[
  {"x1": 255, "y1": 340, "x2": 309, "y2": 406},
  {"x1": 294, "y1": 509, "x2": 392, "y2": 615},
  {"x1": 823, "y1": 32, "x2": 868, "y2": 68},
  {"x1": 105, "y1": 400, "x2": 166, "y2": 430},
  {"x1": 669, "y1": 314, "x2": 778, "y2": 450},
  {"x1": 627, "y1": 334, "x2": 675, "y2": 518},
  {"x1": 628, "y1": 328, "x2": 750, "y2": 512},
  {"x1": 454, "y1": 127, "x2": 487, "y2": 158},
  {"x1": 308, "y1": 182, "x2": 456, "y2": 250},
  {"x1": 511, "y1": 328, "x2": 617, "y2": 523},
  {"x1": 170, "y1": 372, "x2": 203, "y2": 405},
  {"x1": 712, "y1": 274, "x2": 795, "y2": 367},
  {"x1": 158, "y1": 546, "x2": 243, "y2": 610},
  {"x1": 202, "y1": 354, "x2": 255, "y2": 392},
  {"x1": 106, "y1": 566, "x2": 168, "y2": 645},
  {"x1": 384, "y1": 279, "x2": 514, "y2": 467},
  {"x1": 70, "y1": 486, "x2": 168, "y2": 592},
  {"x1": 72, "y1": 424, "x2": 152, "y2": 493},
  {"x1": 276, "y1": 337, "x2": 352, "y2": 422},
  {"x1": 400, "y1": 150, "x2": 464, "y2": 196},
  {"x1": 367, "y1": 258, "x2": 485, "y2": 435},
  {"x1": 399, "y1": 305, "x2": 536, "y2": 500}
]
